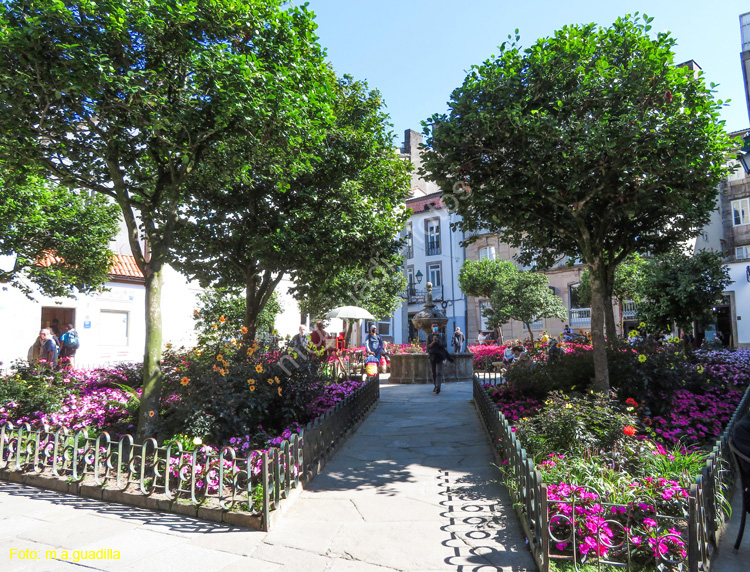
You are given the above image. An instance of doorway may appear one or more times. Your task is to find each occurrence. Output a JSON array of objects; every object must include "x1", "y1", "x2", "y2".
[{"x1": 41, "y1": 307, "x2": 76, "y2": 337}]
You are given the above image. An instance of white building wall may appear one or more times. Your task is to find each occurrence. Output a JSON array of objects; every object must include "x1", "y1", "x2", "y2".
[{"x1": 727, "y1": 262, "x2": 750, "y2": 348}]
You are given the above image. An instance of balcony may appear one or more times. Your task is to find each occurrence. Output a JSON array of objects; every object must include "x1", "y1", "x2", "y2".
[
  {"x1": 569, "y1": 308, "x2": 591, "y2": 327},
  {"x1": 403, "y1": 245, "x2": 414, "y2": 259},
  {"x1": 407, "y1": 285, "x2": 443, "y2": 305},
  {"x1": 622, "y1": 301, "x2": 638, "y2": 321},
  {"x1": 426, "y1": 239, "x2": 441, "y2": 256}
]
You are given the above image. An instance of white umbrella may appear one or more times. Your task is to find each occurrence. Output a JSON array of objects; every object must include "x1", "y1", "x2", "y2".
[{"x1": 324, "y1": 306, "x2": 375, "y2": 321}]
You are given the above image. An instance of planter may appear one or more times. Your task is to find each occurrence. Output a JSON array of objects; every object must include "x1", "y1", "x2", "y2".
[{"x1": 388, "y1": 352, "x2": 474, "y2": 384}]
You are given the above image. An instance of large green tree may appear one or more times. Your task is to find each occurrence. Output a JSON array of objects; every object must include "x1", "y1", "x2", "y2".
[
  {"x1": 0, "y1": 0, "x2": 332, "y2": 439},
  {"x1": 422, "y1": 15, "x2": 735, "y2": 391},
  {"x1": 459, "y1": 259, "x2": 567, "y2": 341},
  {"x1": 637, "y1": 249, "x2": 730, "y2": 351},
  {"x1": 169, "y1": 77, "x2": 410, "y2": 339},
  {"x1": 1, "y1": 170, "x2": 118, "y2": 297}
]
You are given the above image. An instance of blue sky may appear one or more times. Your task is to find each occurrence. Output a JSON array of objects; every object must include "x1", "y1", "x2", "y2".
[{"x1": 301, "y1": 0, "x2": 750, "y2": 143}]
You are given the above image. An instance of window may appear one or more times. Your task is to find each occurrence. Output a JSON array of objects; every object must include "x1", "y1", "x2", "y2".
[
  {"x1": 405, "y1": 223, "x2": 414, "y2": 259},
  {"x1": 427, "y1": 263, "x2": 441, "y2": 287},
  {"x1": 737, "y1": 245, "x2": 750, "y2": 260},
  {"x1": 426, "y1": 219, "x2": 441, "y2": 255},
  {"x1": 407, "y1": 267, "x2": 416, "y2": 296},
  {"x1": 479, "y1": 246, "x2": 496, "y2": 260},
  {"x1": 733, "y1": 198, "x2": 750, "y2": 226},
  {"x1": 525, "y1": 318, "x2": 544, "y2": 330},
  {"x1": 479, "y1": 301, "x2": 491, "y2": 331},
  {"x1": 100, "y1": 311, "x2": 129, "y2": 346}
]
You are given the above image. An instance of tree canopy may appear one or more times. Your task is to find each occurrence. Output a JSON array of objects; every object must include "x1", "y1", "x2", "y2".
[
  {"x1": 422, "y1": 14, "x2": 735, "y2": 390},
  {"x1": 459, "y1": 259, "x2": 567, "y2": 341},
  {"x1": 0, "y1": 0, "x2": 335, "y2": 438},
  {"x1": 637, "y1": 250, "x2": 731, "y2": 337},
  {"x1": 0, "y1": 171, "x2": 119, "y2": 297},
  {"x1": 168, "y1": 77, "x2": 410, "y2": 339}
]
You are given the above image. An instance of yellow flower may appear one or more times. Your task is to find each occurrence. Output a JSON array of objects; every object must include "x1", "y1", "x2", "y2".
[
  {"x1": 249, "y1": 385, "x2": 256, "y2": 392},
  {"x1": 219, "y1": 316, "x2": 226, "y2": 323},
  {"x1": 217, "y1": 354, "x2": 223, "y2": 361},
  {"x1": 180, "y1": 377, "x2": 190, "y2": 386},
  {"x1": 697, "y1": 365, "x2": 704, "y2": 374},
  {"x1": 274, "y1": 376, "x2": 280, "y2": 384},
  {"x1": 220, "y1": 368, "x2": 227, "y2": 376},
  {"x1": 277, "y1": 387, "x2": 282, "y2": 396},
  {"x1": 247, "y1": 347, "x2": 255, "y2": 356},
  {"x1": 196, "y1": 349, "x2": 202, "y2": 357},
  {"x1": 639, "y1": 322, "x2": 646, "y2": 329},
  {"x1": 255, "y1": 364, "x2": 263, "y2": 373},
  {"x1": 268, "y1": 377, "x2": 274, "y2": 384},
  {"x1": 148, "y1": 410, "x2": 155, "y2": 418},
  {"x1": 241, "y1": 326, "x2": 248, "y2": 335},
  {"x1": 247, "y1": 378, "x2": 255, "y2": 385},
  {"x1": 638, "y1": 354, "x2": 647, "y2": 363}
]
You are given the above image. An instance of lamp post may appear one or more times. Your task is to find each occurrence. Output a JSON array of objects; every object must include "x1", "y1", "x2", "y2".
[{"x1": 415, "y1": 270, "x2": 423, "y2": 284}]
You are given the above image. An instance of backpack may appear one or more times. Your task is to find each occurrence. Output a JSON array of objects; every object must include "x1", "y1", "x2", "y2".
[{"x1": 67, "y1": 329, "x2": 80, "y2": 349}]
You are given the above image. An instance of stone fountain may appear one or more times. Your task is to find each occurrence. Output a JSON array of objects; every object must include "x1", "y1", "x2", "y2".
[{"x1": 389, "y1": 282, "x2": 473, "y2": 384}]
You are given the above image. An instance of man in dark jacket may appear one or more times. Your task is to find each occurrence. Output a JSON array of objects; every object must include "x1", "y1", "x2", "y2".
[{"x1": 427, "y1": 322, "x2": 447, "y2": 394}]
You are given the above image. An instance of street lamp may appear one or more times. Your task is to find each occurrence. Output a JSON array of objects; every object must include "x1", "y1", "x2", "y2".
[{"x1": 415, "y1": 270, "x2": 423, "y2": 284}]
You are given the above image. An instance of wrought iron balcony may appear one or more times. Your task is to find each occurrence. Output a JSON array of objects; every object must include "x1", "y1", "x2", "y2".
[
  {"x1": 426, "y1": 239, "x2": 441, "y2": 256},
  {"x1": 569, "y1": 308, "x2": 591, "y2": 327}
]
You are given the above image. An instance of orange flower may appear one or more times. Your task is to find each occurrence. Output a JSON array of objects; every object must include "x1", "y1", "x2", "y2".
[
  {"x1": 193, "y1": 309, "x2": 199, "y2": 315},
  {"x1": 247, "y1": 348, "x2": 254, "y2": 356},
  {"x1": 255, "y1": 364, "x2": 263, "y2": 373},
  {"x1": 249, "y1": 385, "x2": 256, "y2": 392},
  {"x1": 148, "y1": 410, "x2": 155, "y2": 418},
  {"x1": 274, "y1": 376, "x2": 280, "y2": 384},
  {"x1": 277, "y1": 387, "x2": 282, "y2": 396},
  {"x1": 241, "y1": 326, "x2": 248, "y2": 335},
  {"x1": 212, "y1": 323, "x2": 218, "y2": 330},
  {"x1": 220, "y1": 368, "x2": 227, "y2": 376},
  {"x1": 219, "y1": 316, "x2": 226, "y2": 323},
  {"x1": 268, "y1": 377, "x2": 274, "y2": 384},
  {"x1": 247, "y1": 379, "x2": 255, "y2": 385},
  {"x1": 623, "y1": 425, "x2": 637, "y2": 437},
  {"x1": 217, "y1": 354, "x2": 223, "y2": 361},
  {"x1": 180, "y1": 377, "x2": 190, "y2": 386}
]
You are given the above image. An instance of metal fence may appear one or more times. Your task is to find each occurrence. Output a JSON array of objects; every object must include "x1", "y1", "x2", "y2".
[
  {"x1": 473, "y1": 374, "x2": 750, "y2": 572},
  {"x1": 0, "y1": 376, "x2": 379, "y2": 531}
]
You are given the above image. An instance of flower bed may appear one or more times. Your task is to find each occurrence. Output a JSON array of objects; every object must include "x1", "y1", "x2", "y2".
[{"x1": 480, "y1": 343, "x2": 750, "y2": 570}]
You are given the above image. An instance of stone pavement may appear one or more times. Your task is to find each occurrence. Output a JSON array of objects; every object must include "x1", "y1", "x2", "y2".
[
  {"x1": 0, "y1": 381, "x2": 537, "y2": 572},
  {"x1": 710, "y1": 488, "x2": 749, "y2": 572}
]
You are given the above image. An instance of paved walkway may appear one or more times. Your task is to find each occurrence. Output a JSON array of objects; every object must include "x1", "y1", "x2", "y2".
[
  {"x1": 710, "y1": 488, "x2": 749, "y2": 572},
  {"x1": 0, "y1": 382, "x2": 536, "y2": 572}
]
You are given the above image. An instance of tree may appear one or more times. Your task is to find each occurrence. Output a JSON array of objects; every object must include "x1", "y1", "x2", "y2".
[
  {"x1": 193, "y1": 288, "x2": 282, "y2": 344},
  {"x1": 422, "y1": 15, "x2": 735, "y2": 391},
  {"x1": 169, "y1": 77, "x2": 410, "y2": 339},
  {"x1": 459, "y1": 259, "x2": 567, "y2": 341},
  {"x1": 1, "y1": 171, "x2": 119, "y2": 297},
  {"x1": 0, "y1": 0, "x2": 333, "y2": 439},
  {"x1": 637, "y1": 250, "x2": 730, "y2": 352},
  {"x1": 577, "y1": 253, "x2": 647, "y2": 334}
]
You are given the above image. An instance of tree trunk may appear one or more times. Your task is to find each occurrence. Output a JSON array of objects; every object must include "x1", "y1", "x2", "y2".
[
  {"x1": 589, "y1": 260, "x2": 611, "y2": 393},
  {"x1": 244, "y1": 270, "x2": 283, "y2": 341},
  {"x1": 526, "y1": 323, "x2": 534, "y2": 343},
  {"x1": 135, "y1": 265, "x2": 163, "y2": 441},
  {"x1": 603, "y1": 267, "x2": 617, "y2": 344}
]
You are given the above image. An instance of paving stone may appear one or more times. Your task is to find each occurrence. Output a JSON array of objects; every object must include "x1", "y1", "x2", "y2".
[
  {"x1": 116, "y1": 542, "x2": 241, "y2": 572},
  {"x1": 17, "y1": 513, "x2": 138, "y2": 548}
]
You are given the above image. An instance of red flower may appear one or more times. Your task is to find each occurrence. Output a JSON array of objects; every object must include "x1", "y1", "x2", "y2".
[
  {"x1": 625, "y1": 398, "x2": 638, "y2": 407},
  {"x1": 623, "y1": 425, "x2": 637, "y2": 437}
]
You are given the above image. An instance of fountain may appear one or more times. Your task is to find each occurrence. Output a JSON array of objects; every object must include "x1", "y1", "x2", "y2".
[{"x1": 389, "y1": 282, "x2": 474, "y2": 384}]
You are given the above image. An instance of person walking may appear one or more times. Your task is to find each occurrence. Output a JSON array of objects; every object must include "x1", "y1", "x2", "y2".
[
  {"x1": 59, "y1": 323, "x2": 80, "y2": 368},
  {"x1": 451, "y1": 326, "x2": 465, "y2": 353},
  {"x1": 427, "y1": 322, "x2": 447, "y2": 394},
  {"x1": 38, "y1": 328, "x2": 59, "y2": 368},
  {"x1": 291, "y1": 325, "x2": 308, "y2": 352},
  {"x1": 365, "y1": 324, "x2": 384, "y2": 361}
]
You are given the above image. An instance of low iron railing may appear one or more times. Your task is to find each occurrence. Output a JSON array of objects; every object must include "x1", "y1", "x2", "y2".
[
  {"x1": 473, "y1": 375, "x2": 750, "y2": 572},
  {"x1": 0, "y1": 376, "x2": 379, "y2": 531}
]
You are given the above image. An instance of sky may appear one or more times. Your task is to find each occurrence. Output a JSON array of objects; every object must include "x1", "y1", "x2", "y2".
[{"x1": 300, "y1": 0, "x2": 750, "y2": 143}]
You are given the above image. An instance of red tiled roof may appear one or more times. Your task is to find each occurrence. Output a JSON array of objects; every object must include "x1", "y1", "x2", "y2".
[
  {"x1": 38, "y1": 253, "x2": 143, "y2": 278},
  {"x1": 110, "y1": 254, "x2": 143, "y2": 278}
]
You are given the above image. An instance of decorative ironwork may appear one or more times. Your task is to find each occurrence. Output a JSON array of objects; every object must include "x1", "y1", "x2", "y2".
[{"x1": 0, "y1": 377, "x2": 379, "y2": 531}]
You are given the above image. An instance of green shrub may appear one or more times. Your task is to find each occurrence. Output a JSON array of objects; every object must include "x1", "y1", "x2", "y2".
[{"x1": 0, "y1": 364, "x2": 67, "y2": 421}]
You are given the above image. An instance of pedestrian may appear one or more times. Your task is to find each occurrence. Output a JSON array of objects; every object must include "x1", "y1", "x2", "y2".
[
  {"x1": 38, "y1": 328, "x2": 59, "y2": 368},
  {"x1": 547, "y1": 338, "x2": 563, "y2": 362},
  {"x1": 451, "y1": 326, "x2": 465, "y2": 353},
  {"x1": 365, "y1": 324, "x2": 384, "y2": 360},
  {"x1": 427, "y1": 322, "x2": 447, "y2": 394},
  {"x1": 291, "y1": 325, "x2": 308, "y2": 352},
  {"x1": 477, "y1": 330, "x2": 486, "y2": 345},
  {"x1": 59, "y1": 323, "x2": 80, "y2": 368},
  {"x1": 310, "y1": 321, "x2": 327, "y2": 351}
]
